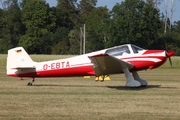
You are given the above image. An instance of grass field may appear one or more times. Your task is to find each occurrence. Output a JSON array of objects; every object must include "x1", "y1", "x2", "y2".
[{"x1": 0, "y1": 54, "x2": 180, "y2": 120}]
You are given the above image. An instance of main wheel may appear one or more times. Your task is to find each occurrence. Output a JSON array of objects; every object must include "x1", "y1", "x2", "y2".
[{"x1": 27, "y1": 82, "x2": 32, "y2": 86}]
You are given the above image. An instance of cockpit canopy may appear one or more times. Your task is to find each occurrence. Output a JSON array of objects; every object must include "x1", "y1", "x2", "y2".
[
  {"x1": 105, "y1": 44, "x2": 145, "y2": 56},
  {"x1": 131, "y1": 44, "x2": 144, "y2": 53}
]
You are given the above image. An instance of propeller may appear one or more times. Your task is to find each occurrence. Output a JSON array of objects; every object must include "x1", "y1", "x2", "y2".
[
  {"x1": 168, "y1": 53, "x2": 173, "y2": 66},
  {"x1": 166, "y1": 46, "x2": 174, "y2": 67},
  {"x1": 170, "y1": 58, "x2": 172, "y2": 66},
  {"x1": 164, "y1": 41, "x2": 174, "y2": 66}
]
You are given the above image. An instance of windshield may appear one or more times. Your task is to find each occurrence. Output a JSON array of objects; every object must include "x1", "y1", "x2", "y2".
[
  {"x1": 105, "y1": 45, "x2": 130, "y2": 56},
  {"x1": 131, "y1": 44, "x2": 144, "y2": 53}
]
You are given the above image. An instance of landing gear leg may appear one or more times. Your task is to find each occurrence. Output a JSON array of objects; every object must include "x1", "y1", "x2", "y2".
[
  {"x1": 100, "y1": 75, "x2": 105, "y2": 82},
  {"x1": 95, "y1": 75, "x2": 105, "y2": 82},
  {"x1": 132, "y1": 71, "x2": 148, "y2": 87},
  {"x1": 123, "y1": 68, "x2": 141, "y2": 87},
  {"x1": 27, "y1": 78, "x2": 35, "y2": 86}
]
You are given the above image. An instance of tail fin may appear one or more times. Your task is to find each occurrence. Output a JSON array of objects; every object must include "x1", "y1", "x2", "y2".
[{"x1": 6, "y1": 47, "x2": 35, "y2": 75}]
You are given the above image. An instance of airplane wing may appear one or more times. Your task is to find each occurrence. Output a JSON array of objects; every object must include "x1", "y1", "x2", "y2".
[{"x1": 88, "y1": 54, "x2": 133, "y2": 76}]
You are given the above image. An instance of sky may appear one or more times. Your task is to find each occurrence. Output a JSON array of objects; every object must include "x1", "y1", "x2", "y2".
[{"x1": 46, "y1": 0, "x2": 180, "y2": 22}]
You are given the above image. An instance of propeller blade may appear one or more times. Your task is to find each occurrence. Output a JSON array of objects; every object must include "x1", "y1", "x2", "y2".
[
  {"x1": 166, "y1": 50, "x2": 174, "y2": 67},
  {"x1": 163, "y1": 38, "x2": 168, "y2": 51},
  {"x1": 169, "y1": 57, "x2": 172, "y2": 67}
]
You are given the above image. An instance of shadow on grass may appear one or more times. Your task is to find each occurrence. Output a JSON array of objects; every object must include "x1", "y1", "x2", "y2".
[
  {"x1": 31, "y1": 84, "x2": 177, "y2": 90},
  {"x1": 106, "y1": 85, "x2": 161, "y2": 90},
  {"x1": 31, "y1": 84, "x2": 108, "y2": 87},
  {"x1": 107, "y1": 85, "x2": 177, "y2": 90},
  {"x1": 32, "y1": 84, "x2": 64, "y2": 87}
]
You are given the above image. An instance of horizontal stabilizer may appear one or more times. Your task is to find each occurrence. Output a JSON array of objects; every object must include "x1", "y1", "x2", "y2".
[{"x1": 12, "y1": 67, "x2": 35, "y2": 69}]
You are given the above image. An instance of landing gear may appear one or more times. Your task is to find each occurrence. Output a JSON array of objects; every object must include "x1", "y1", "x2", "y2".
[
  {"x1": 132, "y1": 71, "x2": 148, "y2": 87},
  {"x1": 27, "y1": 82, "x2": 32, "y2": 86},
  {"x1": 95, "y1": 76, "x2": 104, "y2": 82},
  {"x1": 123, "y1": 68, "x2": 141, "y2": 87},
  {"x1": 100, "y1": 75, "x2": 105, "y2": 82},
  {"x1": 95, "y1": 75, "x2": 108, "y2": 82},
  {"x1": 123, "y1": 68, "x2": 148, "y2": 87},
  {"x1": 27, "y1": 78, "x2": 35, "y2": 86}
]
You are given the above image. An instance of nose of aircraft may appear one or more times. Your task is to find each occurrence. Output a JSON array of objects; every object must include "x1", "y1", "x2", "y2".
[
  {"x1": 166, "y1": 50, "x2": 175, "y2": 57},
  {"x1": 166, "y1": 50, "x2": 175, "y2": 66}
]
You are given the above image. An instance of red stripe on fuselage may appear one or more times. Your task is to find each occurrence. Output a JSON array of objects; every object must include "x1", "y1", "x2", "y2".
[
  {"x1": 8, "y1": 65, "x2": 95, "y2": 78},
  {"x1": 121, "y1": 56, "x2": 166, "y2": 61},
  {"x1": 143, "y1": 50, "x2": 165, "y2": 55},
  {"x1": 121, "y1": 56, "x2": 167, "y2": 70}
]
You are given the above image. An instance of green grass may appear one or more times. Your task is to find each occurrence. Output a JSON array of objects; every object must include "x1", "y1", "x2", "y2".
[
  {"x1": 0, "y1": 54, "x2": 180, "y2": 119},
  {"x1": 159, "y1": 56, "x2": 180, "y2": 69}
]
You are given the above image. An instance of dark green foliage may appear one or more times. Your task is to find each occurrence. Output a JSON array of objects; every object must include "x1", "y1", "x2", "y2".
[
  {"x1": 21, "y1": 0, "x2": 56, "y2": 37},
  {"x1": 0, "y1": 0, "x2": 24, "y2": 53},
  {"x1": 0, "y1": 0, "x2": 180, "y2": 55},
  {"x1": 68, "y1": 30, "x2": 80, "y2": 54},
  {"x1": 105, "y1": 0, "x2": 161, "y2": 49},
  {"x1": 19, "y1": 0, "x2": 56, "y2": 53},
  {"x1": 38, "y1": 32, "x2": 52, "y2": 54},
  {"x1": 162, "y1": 21, "x2": 180, "y2": 55},
  {"x1": 85, "y1": 7, "x2": 109, "y2": 52},
  {"x1": 78, "y1": 0, "x2": 97, "y2": 23},
  {"x1": 51, "y1": 7, "x2": 74, "y2": 30},
  {"x1": 56, "y1": 0, "x2": 78, "y2": 26},
  {"x1": 51, "y1": 27, "x2": 70, "y2": 54},
  {"x1": 18, "y1": 35, "x2": 39, "y2": 54}
]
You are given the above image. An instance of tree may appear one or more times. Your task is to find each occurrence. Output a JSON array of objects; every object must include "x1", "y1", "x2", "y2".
[
  {"x1": 68, "y1": 29, "x2": 80, "y2": 54},
  {"x1": 51, "y1": 6, "x2": 73, "y2": 30},
  {"x1": 0, "y1": 8, "x2": 3, "y2": 36},
  {"x1": 0, "y1": 8, "x2": 5, "y2": 53},
  {"x1": 105, "y1": 0, "x2": 161, "y2": 49},
  {"x1": 164, "y1": 21, "x2": 180, "y2": 55},
  {"x1": 56, "y1": 0, "x2": 78, "y2": 26},
  {"x1": 77, "y1": 0, "x2": 97, "y2": 23},
  {"x1": 152, "y1": 0, "x2": 177, "y2": 52},
  {"x1": 19, "y1": 0, "x2": 56, "y2": 53},
  {"x1": 51, "y1": 27, "x2": 70, "y2": 54},
  {"x1": 0, "y1": 0, "x2": 24, "y2": 53},
  {"x1": 146, "y1": 0, "x2": 162, "y2": 10},
  {"x1": 85, "y1": 6, "x2": 109, "y2": 52}
]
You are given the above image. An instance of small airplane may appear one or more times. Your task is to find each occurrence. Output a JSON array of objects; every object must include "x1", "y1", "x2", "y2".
[{"x1": 6, "y1": 44, "x2": 174, "y2": 87}]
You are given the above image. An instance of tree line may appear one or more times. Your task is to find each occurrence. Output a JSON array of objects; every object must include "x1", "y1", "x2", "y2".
[{"x1": 0, "y1": 0, "x2": 180, "y2": 55}]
